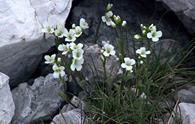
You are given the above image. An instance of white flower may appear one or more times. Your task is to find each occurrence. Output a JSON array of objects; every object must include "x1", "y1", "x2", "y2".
[
  {"x1": 102, "y1": 11, "x2": 113, "y2": 26},
  {"x1": 74, "y1": 26, "x2": 82, "y2": 37},
  {"x1": 140, "y1": 60, "x2": 143, "y2": 64},
  {"x1": 122, "y1": 21, "x2": 127, "y2": 27},
  {"x1": 70, "y1": 58, "x2": 84, "y2": 71},
  {"x1": 121, "y1": 57, "x2": 136, "y2": 72},
  {"x1": 52, "y1": 64, "x2": 65, "y2": 78},
  {"x1": 72, "y1": 49, "x2": 84, "y2": 60},
  {"x1": 44, "y1": 54, "x2": 56, "y2": 64},
  {"x1": 147, "y1": 30, "x2": 162, "y2": 42},
  {"x1": 106, "y1": 3, "x2": 113, "y2": 11},
  {"x1": 101, "y1": 42, "x2": 116, "y2": 57},
  {"x1": 70, "y1": 43, "x2": 83, "y2": 50},
  {"x1": 136, "y1": 47, "x2": 151, "y2": 58},
  {"x1": 42, "y1": 25, "x2": 54, "y2": 34},
  {"x1": 64, "y1": 29, "x2": 76, "y2": 42},
  {"x1": 58, "y1": 44, "x2": 70, "y2": 55},
  {"x1": 54, "y1": 24, "x2": 67, "y2": 38},
  {"x1": 80, "y1": 18, "x2": 89, "y2": 30}
]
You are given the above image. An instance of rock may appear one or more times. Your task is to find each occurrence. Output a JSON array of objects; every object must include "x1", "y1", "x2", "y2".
[
  {"x1": 82, "y1": 44, "x2": 120, "y2": 82},
  {"x1": 175, "y1": 85, "x2": 195, "y2": 103},
  {"x1": 153, "y1": 39, "x2": 184, "y2": 64},
  {"x1": 51, "y1": 109, "x2": 86, "y2": 124},
  {"x1": 0, "y1": 0, "x2": 72, "y2": 86},
  {"x1": 0, "y1": 72, "x2": 15, "y2": 124},
  {"x1": 71, "y1": 0, "x2": 189, "y2": 44},
  {"x1": 11, "y1": 74, "x2": 66, "y2": 124},
  {"x1": 177, "y1": 103, "x2": 195, "y2": 124},
  {"x1": 156, "y1": 0, "x2": 195, "y2": 34},
  {"x1": 61, "y1": 96, "x2": 85, "y2": 113}
]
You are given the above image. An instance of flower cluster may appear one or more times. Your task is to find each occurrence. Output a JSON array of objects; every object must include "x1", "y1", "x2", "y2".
[
  {"x1": 58, "y1": 43, "x2": 85, "y2": 71},
  {"x1": 43, "y1": 18, "x2": 89, "y2": 79},
  {"x1": 44, "y1": 54, "x2": 66, "y2": 78},
  {"x1": 42, "y1": 18, "x2": 88, "y2": 42},
  {"x1": 134, "y1": 24, "x2": 162, "y2": 42},
  {"x1": 101, "y1": 3, "x2": 127, "y2": 28}
]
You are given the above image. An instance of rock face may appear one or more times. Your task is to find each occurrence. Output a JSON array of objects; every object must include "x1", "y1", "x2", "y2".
[
  {"x1": 83, "y1": 44, "x2": 120, "y2": 82},
  {"x1": 52, "y1": 96, "x2": 86, "y2": 124},
  {"x1": 0, "y1": 0, "x2": 72, "y2": 86},
  {"x1": 52, "y1": 109, "x2": 86, "y2": 124},
  {"x1": 178, "y1": 103, "x2": 195, "y2": 124},
  {"x1": 11, "y1": 74, "x2": 66, "y2": 124},
  {"x1": 71, "y1": 0, "x2": 189, "y2": 44},
  {"x1": 157, "y1": 0, "x2": 195, "y2": 34},
  {"x1": 0, "y1": 72, "x2": 15, "y2": 124},
  {"x1": 175, "y1": 85, "x2": 195, "y2": 103}
]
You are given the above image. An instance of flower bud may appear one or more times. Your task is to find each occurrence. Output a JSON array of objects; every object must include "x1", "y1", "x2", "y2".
[
  {"x1": 122, "y1": 21, "x2": 127, "y2": 27},
  {"x1": 106, "y1": 3, "x2": 113, "y2": 11},
  {"x1": 113, "y1": 15, "x2": 122, "y2": 25},
  {"x1": 111, "y1": 21, "x2": 116, "y2": 28},
  {"x1": 134, "y1": 34, "x2": 141, "y2": 40}
]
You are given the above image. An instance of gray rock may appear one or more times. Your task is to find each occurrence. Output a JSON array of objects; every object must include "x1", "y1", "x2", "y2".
[
  {"x1": 177, "y1": 103, "x2": 195, "y2": 124},
  {"x1": 82, "y1": 44, "x2": 120, "y2": 82},
  {"x1": 0, "y1": 0, "x2": 72, "y2": 86},
  {"x1": 71, "y1": 0, "x2": 189, "y2": 44},
  {"x1": 51, "y1": 109, "x2": 86, "y2": 124},
  {"x1": 157, "y1": 0, "x2": 195, "y2": 34},
  {"x1": 61, "y1": 96, "x2": 85, "y2": 113},
  {"x1": 11, "y1": 74, "x2": 66, "y2": 124},
  {"x1": 175, "y1": 85, "x2": 195, "y2": 103},
  {"x1": 0, "y1": 72, "x2": 15, "y2": 124}
]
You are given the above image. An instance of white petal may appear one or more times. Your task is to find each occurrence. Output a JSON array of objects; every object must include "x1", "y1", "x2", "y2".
[
  {"x1": 147, "y1": 32, "x2": 152, "y2": 39},
  {"x1": 146, "y1": 51, "x2": 151, "y2": 55},
  {"x1": 70, "y1": 64, "x2": 76, "y2": 71},
  {"x1": 136, "y1": 49, "x2": 141, "y2": 54},
  {"x1": 103, "y1": 52, "x2": 109, "y2": 57},
  {"x1": 152, "y1": 37, "x2": 159, "y2": 42},
  {"x1": 76, "y1": 65, "x2": 82, "y2": 71},
  {"x1": 126, "y1": 66, "x2": 133, "y2": 71},
  {"x1": 121, "y1": 63, "x2": 126, "y2": 68},
  {"x1": 58, "y1": 44, "x2": 64, "y2": 51},
  {"x1": 60, "y1": 71, "x2": 65, "y2": 77},
  {"x1": 156, "y1": 31, "x2": 162, "y2": 37},
  {"x1": 124, "y1": 57, "x2": 130, "y2": 63},
  {"x1": 53, "y1": 72, "x2": 60, "y2": 78},
  {"x1": 130, "y1": 59, "x2": 136, "y2": 65},
  {"x1": 141, "y1": 54, "x2": 147, "y2": 58},
  {"x1": 102, "y1": 16, "x2": 106, "y2": 22},
  {"x1": 110, "y1": 50, "x2": 116, "y2": 55}
]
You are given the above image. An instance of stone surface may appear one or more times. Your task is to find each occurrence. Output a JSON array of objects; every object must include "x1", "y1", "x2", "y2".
[
  {"x1": 0, "y1": 0, "x2": 72, "y2": 86},
  {"x1": 61, "y1": 96, "x2": 85, "y2": 113},
  {"x1": 52, "y1": 96, "x2": 86, "y2": 124},
  {"x1": 83, "y1": 44, "x2": 120, "y2": 82},
  {"x1": 0, "y1": 72, "x2": 15, "y2": 124},
  {"x1": 51, "y1": 109, "x2": 86, "y2": 124},
  {"x1": 157, "y1": 0, "x2": 195, "y2": 34},
  {"x1": 70, "y1": 0, "x2": 189, "y2": 45},
  {"x1": 11, "y1": 74, "x2": 66, "y2": 124},
  {"x1": 177, "y1": 103, "x2": 195, "y2": 124},
  {"x1": 175, "y1": 85, "x2": 195, "y2": 103},
  {"x1": 154, "y1": 39, "x2": 182, "y2": 63}
]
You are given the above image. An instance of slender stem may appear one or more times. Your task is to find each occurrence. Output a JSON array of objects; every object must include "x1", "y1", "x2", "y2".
[{"x1": 94, "y1": 19, "x2": 102, "y2": 44}]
